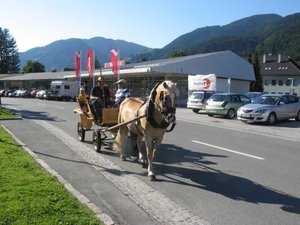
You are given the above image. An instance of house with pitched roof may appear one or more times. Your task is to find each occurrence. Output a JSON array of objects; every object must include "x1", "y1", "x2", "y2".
[{"x1": 261, "y1": 53, "x2": 300, "y2": 96}]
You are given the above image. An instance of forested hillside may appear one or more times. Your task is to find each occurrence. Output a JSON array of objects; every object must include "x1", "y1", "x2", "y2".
[
  {"x1": 129, "y1": 13, "x2": 300, "y2": 62},
  {"x1": 18, "y1": 12, "x2": 300, "y2": 72}
]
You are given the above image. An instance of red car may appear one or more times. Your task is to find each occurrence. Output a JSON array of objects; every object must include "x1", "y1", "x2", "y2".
[{"x1": 30, "y1": 90, "x2": 39, "y2": 98}]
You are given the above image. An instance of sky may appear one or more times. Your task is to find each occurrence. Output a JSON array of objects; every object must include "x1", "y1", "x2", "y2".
[{"x1": 1, "y1": 0, "x2": 299, "y2": 52}]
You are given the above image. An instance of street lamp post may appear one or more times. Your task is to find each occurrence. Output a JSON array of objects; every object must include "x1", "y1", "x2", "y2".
[{"x1": 288, "y1": 78, "x2": 293, "y2": 94}]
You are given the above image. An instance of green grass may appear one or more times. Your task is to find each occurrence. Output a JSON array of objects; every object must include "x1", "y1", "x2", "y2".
[
  {"x1": 0, "y1": 108, "x2": 104, "y2": 225},
  {"x1": 0, "y1": 107, "x2": 18, "y2": 119}
]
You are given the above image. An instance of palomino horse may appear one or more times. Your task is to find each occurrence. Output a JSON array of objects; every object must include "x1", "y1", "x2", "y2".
[{"x1": 113, "y1": 80, "x2": 179, "y2": 181}]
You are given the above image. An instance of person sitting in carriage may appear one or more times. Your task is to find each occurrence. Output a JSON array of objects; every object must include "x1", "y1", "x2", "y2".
[
  {"x1": 77, "y1": 88, "x2": 88, "y2": 108},
  {"x1": 114, "y1": 79, "x2": 131, "y2": 107},
  {"x1": 90, "y1": 77, "x2": 110, "y2": 123},
  {"x1": 77, "y1": 87, "x2": 88, "y2": 115}
]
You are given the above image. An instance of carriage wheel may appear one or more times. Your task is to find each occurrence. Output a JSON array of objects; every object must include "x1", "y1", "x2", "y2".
[
  {"x1": 93, "y1": 130, "x2": 102, "y2": 153},
  {"x1": 77, "y1": 122, "x2": 85, "y2": 142},
  {"x1": 130, "y1": 131, "x2": 138, "y2": 149}
]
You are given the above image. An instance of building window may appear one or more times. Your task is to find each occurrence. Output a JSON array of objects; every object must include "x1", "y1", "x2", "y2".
[
  {"x1": 294, "y1": 79, "x2": 298, "y2": 86},
  {"x1": 271, "y1": 79, "x2": 276, "y2": 86},
  {"x1": 264, "y1": 79, "x2": 270, "y2": 85},
  {"x1": 286, "y1": 79, "x2": 292, "y2": 86},
  {"x1": 278, "y1": 79, "x2": 283, "y2": 86}
]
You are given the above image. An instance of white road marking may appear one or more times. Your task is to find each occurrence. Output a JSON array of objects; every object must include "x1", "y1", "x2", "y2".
[
  {"x1": 192, "y1": 140, "x2": 265, "y2": 160},
  {"x1": 55, "y1": 106, "x2": 64, "y2": 109}
]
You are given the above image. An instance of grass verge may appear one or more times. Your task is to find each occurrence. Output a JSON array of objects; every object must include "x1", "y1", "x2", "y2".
[
  {"x1": 0, "y1": 108, "x2": 104, "y2": 225},
  {"x1": 0, "y1": 107, "x2": 18, "y2": 119}
]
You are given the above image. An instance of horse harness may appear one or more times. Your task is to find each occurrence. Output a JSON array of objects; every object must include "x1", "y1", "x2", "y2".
[{"x1": 134, "y1": 83, "x2": 177, "y2": 136}]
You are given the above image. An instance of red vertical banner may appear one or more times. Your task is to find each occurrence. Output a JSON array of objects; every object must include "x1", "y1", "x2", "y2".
[
  {"x1": 110, "y1": 49, "x2": 118, "y2": 77},
  {"x1": 86, "y1": 50, "x2": 94, "y2": 78},
  {"x1": 74, "y1": 51, "x2": 81, "y2": 78}
]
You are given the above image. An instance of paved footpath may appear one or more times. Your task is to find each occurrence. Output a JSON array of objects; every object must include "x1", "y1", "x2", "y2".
[{"x1": 1, "y1": 117, "x2": 210, "y2": 225}]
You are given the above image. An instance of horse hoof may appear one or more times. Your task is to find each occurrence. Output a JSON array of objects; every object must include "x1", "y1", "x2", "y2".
[
  {"x1": 148, "y1": 175, "x2": 156, "y2": 181},
  {"x1": 141, "y1": 163, "x2": 147, "y2": 168},
  {"x1": 120, "y1": 156, "x2": 126, "y2": 161}
]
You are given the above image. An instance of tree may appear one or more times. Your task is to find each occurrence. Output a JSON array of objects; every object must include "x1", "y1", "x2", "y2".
[
  {"x1": 0, "y1": 27, "x2": 20, "y2": 74},
  {"x1": 138, "y1": 57, "x2": 149, "y2": 62},
  {"x1": 95, "y1": 56, "x2": 101, "y2": 69},
  {"x1": 22, "y1": 60, "x2": 45, "y2": 73},
  {"x1": 171, "y1": 50, "x2": 186, "y2": 58},
  {"x1": 249, "y1": 51, "x2": 264, "y2": 92}
]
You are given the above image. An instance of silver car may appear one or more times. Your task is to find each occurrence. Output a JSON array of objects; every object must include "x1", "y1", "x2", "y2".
[{"x1": 237, "y1": 94, "x2": 300, "y2": 125}]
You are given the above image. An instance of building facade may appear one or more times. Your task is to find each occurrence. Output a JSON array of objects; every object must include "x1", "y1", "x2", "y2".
[
  {"x1": 1, "y1": 50, "x2": 257, "y2": 98},
  {"x1": 261, "y1": 54, "x2": 300, "y2": 96}
]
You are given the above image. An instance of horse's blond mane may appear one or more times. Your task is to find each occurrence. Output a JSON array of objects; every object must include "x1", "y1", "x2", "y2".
[{"x1": 161, "y1": 80, "x2": 180, "y2": 97}]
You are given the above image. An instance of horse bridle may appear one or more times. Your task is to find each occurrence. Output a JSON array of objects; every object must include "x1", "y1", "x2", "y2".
[
  {"x1": 134, "y1": 83, "x2": 178, "y2": 135},
  {"x1": 153, "y1": 90, "x2": 177, "y2": 123}
]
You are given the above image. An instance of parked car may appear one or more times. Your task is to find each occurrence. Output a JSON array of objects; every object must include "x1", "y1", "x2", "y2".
[
  {"x1": 244, "y1": 92, "x2": 268, "y2": 102},
  {"x1": 15, "y1": 90, "x2": 23, "y2": 97},
  {"x1": 41, "y1": 90, "x2": 50, "y2": 100},
  {"x1": 30, "y1": 89, "x2": 39, "y2": 98},
  {"x1": 10, "y1": 90, "x2": 22, "y2": 97},
  {"x1": 43, "y1": 90, "x2": 51, "y2": 100},
  {"x1": 21, "y1": 90, "x2": 31, "y2": 98},
  {"x1": 4, "y1": 89, "x2": 15, "y2": 97},
  {"x1": 0, "y1": 89, "x2": 7, "y2": 96},
  {"x1": 237, "y1": 94, "x2": 300, "y2": 125},
  {"x1": 36, "y1": 90, "x2": 47, "y2": 99},
  {"x1": 205, "y1": 93, "x2": 252, "y2": 119},
  {"x1": 187, "y1": 91, "x2": 217, "y2": 113}
]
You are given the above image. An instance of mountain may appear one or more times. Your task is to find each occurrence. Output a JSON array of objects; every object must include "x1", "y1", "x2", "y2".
[
  {"x1": 182, "y1": 13, "x2": 300, "y2": 58},
  {"x1": 19, "y1": 38, "x2": 150, "y2": 72},
  {"x1": 129, "y1": 13, "x2": 300, "y2": 62},
  {"x1": 129, "y1": 14, "x2": 283, "y2": 61},
  {"x1": 18, "y1": 13, "x2": 300, "y2": 72},
  {"x1": 164, "y1": 14, "x2": 282, "y2": 50}
]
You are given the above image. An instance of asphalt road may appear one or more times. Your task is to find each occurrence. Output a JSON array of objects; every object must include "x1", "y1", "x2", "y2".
[{"x1": 1, "y1": 97, "x2": 300, "y2": 225}]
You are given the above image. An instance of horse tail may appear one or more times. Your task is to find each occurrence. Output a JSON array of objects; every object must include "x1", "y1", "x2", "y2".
[
  {"x1": 113, "y1": 102, "x2": 128, "y2": 155},
  {"x1": 113, "y1": 130, "x2": 122, "y2": 154}
]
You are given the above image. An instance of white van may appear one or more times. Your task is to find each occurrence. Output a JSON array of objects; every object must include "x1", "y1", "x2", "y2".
[
  {"x1": 187, "y1": 91, "x2": 217, "y2": 113},
  {"x1": 49, "y1": 81, "x2": 84, "y2": 101}
]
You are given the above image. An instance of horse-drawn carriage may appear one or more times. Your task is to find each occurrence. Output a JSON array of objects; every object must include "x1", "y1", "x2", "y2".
[
  {"x1": 74, "y1": 102, "x2": 120, "y2": 152},
  {"x1": 74, "y1": 80, "x2": 179, "y2": 180}
]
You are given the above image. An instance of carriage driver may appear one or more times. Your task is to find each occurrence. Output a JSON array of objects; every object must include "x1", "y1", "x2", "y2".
[{"x1": 90, "y1": 77, "x2": 110, "y2": 123}]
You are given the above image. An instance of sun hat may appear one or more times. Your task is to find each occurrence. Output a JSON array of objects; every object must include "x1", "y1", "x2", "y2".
[
  {"x1": 97, "y1": 77, "x2": 102, "y2": 81},
  {"x1": 116, "y1": 79, "x2": 126, "y2": 84}
]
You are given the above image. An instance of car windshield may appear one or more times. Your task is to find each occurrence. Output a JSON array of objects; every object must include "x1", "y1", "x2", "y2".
[
  {"x1": 245, "y1": 93, "x2": 259, "y2": 99},
  {"x1": 210, "y1": 94, "x2": 225, "y2": 102},
  {"x1": 253, "y1": 96, "x2": 280, "y2": 105},
  {"x1": 190, "y1": 93, "x2": 203, "y2": 99}
]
